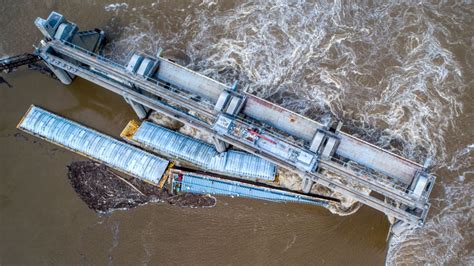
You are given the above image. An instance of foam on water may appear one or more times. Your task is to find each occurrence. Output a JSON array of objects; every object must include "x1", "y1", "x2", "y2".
[
  {"x1": 103, "y1": 0, "x2": 473, "y2": 263},
  {"x1": 105, "y1": 3, "x2": 129, "y2": 12},
  {"x1": 388, "y1": 144, "x2": 474, "y2": 265}
]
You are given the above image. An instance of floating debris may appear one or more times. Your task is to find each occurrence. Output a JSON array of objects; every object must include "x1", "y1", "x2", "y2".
[{"x1": 67, "y1": 161, "x2": 216, "y2": 213}]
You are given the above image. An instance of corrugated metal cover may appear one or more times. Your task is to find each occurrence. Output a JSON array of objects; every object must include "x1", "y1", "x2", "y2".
[
  {"x1": 175, "y1": 172, "x2": 327, "y2": 207},
  {"x1": 17, "y1": 106, "x2": 169, "y2": 184},
  {"x1": 132, "y1": 121, "x2": 276, "y2": 181},
  {"x1": 156, "y1": 59, "x2": 226, "y2": 102}
]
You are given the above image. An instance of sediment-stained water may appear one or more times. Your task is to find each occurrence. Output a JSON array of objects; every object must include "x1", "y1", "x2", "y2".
[{"x1": 1, "y1": 1, "x2": 472, "y2": 264}]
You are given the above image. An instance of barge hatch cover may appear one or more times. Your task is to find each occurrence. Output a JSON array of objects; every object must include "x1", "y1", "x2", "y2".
[
  {"x1": 17, "y1": 105, "x2": 169, "y2": 185},
  {"x1": 122, "y1": 121, "x2": 277, "y2": 182},
  {"x1": 170, "y1": 170, "x2": 329, "y2": 207}
]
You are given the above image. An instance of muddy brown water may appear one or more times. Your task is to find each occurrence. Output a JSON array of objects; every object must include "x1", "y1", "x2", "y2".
[{"x1": 1, "y1": 1, "x2": 472, "y2": 265}]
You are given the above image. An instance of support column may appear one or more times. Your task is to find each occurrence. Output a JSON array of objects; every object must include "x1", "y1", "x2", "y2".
[
  {"x1": 44, "y1": 62, "x2": 73, "y2": 85},
  {"x1": 301, "y1": 176, "x2": 314, "y2": 194},
  {"x1": 212, "y1": 136, "x2": 228, "y2": 153},
  {"x1": 124, "y1": 97, "x2": 148, "y2": 120},
  {"x1": 390, "y1": 220, "x2": 412, "y2": 236}
]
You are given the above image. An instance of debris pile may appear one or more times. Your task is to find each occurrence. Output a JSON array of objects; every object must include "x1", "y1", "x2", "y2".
[{"x1": 67, "y1": 161, "x2": 215, "y2": 213}]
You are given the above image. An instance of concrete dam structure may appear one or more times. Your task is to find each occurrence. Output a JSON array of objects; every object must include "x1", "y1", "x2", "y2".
[{"x1": 6, "y1": 11, "x2": 437, "y2": 229}]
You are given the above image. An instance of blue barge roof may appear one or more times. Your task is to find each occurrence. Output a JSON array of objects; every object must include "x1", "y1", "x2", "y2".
[
  {"x1": 126, "y1": 121, "x2": 277, "y2": 182},
  {"x1": 170, "y1": 170, "x2": 328, "y2": 207},
  {"x1": 17, "y1": 105, "x2": 169, "y2": 185}
]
